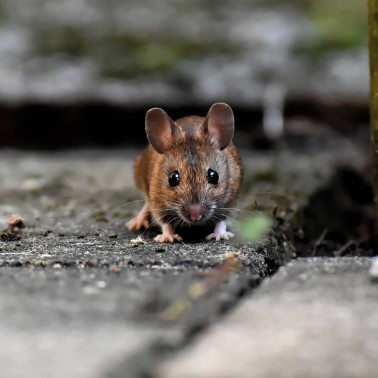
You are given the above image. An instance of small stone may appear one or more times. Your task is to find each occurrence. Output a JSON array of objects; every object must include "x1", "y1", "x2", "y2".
[
  {"x1": 7, "y1": 214, "x2": 25, "y2": 233},
  {"x1": 111, "y1": 266, "x2": 121, "y2": 273},
  {"x1": 97, "y1": 281, "x2": 107, "y2": 289},
  {"x1": 130, "y1": 236, "x2": 146, "y2": 245},
  {"x1": 109, "y1": 233, "x2": 118, "y2": 238},
  {"x1": 83, "y1": 286, "x2": 98, "y2": 295},
  {"x1": 155, "y1": 247, "x2": 166, "y2": 253}
]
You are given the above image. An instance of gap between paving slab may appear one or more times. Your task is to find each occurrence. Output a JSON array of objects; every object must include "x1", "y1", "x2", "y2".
[{"x1": 156, "y1": 257, "x2": 378, "y2": 378}]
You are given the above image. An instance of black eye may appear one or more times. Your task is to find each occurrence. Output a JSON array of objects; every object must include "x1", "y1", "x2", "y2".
[
  {"x1": 168, "y1": 171, "x2": 180, "y2": 187},
  {"x1": 207, "y1": 169, "x2": 219, "y2": 185}
]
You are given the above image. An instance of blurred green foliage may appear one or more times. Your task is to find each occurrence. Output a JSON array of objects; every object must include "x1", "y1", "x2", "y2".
[
  {"x1": 295, "y1": 0, "x2": 367, "y2": 58},
  {"x1": 35, "y1": 26, "x2": 238, "y2": 79},
  {"x1": 309, "y1": 1, "x2": 367, "y2": 50},
  {"x1": 32, "y1": 0, "x2": 366, "y2": 79},
  {"x1": 236, "y1": 213, "x2": 272, "y2": 242},
  {"x1": 0, "y1": 0, "x2": 5, "y2": 20},
  {"x1": 369, "y1": 0, "x2": 378, "y2": 225}
]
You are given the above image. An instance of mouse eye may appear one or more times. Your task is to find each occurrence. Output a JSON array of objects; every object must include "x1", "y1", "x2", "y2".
[
  {"x1": 168, "y1": 171, "x2": 180, "y2": 187},
  {"x1": 207, "y1": 169, "x2": 219, "y2": 185}
]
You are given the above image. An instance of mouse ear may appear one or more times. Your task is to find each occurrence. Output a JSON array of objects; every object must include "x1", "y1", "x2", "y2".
[
  {"x1": 203, "y1": 103, "x2": 234, "y2": 150},
  {"x1": 145, "y1": 108, "x2": 179, "y2": 154}
]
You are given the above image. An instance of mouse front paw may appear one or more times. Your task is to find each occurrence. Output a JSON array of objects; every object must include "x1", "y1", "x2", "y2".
[
  {"x1": 154, "y1": 233, "x2": 183, "y2": 243},
  {"x1": 126, "y1": 217, "x2": 150, "y2": 231},
  {"x1": 126, "y1": 202, "x2": 150, "y2": 231},
  {"x1": 206, "y1": 220, "x2": 234, "y2": 241},
  {"x1": 205, "y1": 231, "x2": 235, "y2": 241},
  {"x1": 154, "y1": 223, "x2": 183, "y2": 243}
]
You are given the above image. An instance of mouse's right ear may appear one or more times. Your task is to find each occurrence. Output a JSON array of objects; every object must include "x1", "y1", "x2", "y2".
[{"x1": 145, "y1": 108, "x2": 179, "y2": 154}]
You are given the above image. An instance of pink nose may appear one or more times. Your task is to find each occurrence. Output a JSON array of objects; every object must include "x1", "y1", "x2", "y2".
[{"x1": 188, "y1": 204, "x2": 202, "y2": 222}]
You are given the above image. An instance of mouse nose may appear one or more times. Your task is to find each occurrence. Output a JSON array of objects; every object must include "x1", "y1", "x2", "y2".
[{"x1": 188, "y1": 204, "x2": 202, "y2": 222}]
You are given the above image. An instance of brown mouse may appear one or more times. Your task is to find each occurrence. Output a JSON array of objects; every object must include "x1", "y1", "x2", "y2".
[{"x1": 126, "y1": 103, "x2": 242, "y2": 243}]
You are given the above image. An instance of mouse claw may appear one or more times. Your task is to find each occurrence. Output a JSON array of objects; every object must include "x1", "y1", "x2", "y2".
[
  {"x1": 154, "y1": 233, "x2": 183, "y2": 243},
  {"x1": 205, "y1": 231, "x2": 234, "y2": 241}
]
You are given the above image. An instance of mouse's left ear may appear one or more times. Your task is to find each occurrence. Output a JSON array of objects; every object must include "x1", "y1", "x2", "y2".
[{"x1": 203, "y1": 103, "x2": 234, "y2": 150}]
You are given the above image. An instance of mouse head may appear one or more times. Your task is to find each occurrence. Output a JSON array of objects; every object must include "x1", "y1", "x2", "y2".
[{"x1": 145, "y1": 103, "x2": 241, "y2": 226}]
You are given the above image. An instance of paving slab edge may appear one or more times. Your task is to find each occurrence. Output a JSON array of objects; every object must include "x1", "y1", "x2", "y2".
[{"x1": 107, "y1": 232, "x2": 293, "y2": 378}]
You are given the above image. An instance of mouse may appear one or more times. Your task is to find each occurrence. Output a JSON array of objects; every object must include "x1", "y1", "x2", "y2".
[{"x1": 126, "y1": 102, "x2": 242, "y2": 243}]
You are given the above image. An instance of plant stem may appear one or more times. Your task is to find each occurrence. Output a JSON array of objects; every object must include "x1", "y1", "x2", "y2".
[{"x1": 369, "y1": 0, "x2": 378, "y2": 230}]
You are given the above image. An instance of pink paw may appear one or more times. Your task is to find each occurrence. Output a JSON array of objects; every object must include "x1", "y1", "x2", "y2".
[
  {"x1": 154, "y1": 233, "x2": 183, "y2": 243},
  {"x1": 126, "y1": 217, "x2": 150, "y2": 231},
  {"x1": 205, "y1": 231, "x2": 235, "y2": 241}
]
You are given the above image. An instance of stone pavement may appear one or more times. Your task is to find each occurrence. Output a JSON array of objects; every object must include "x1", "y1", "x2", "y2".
[
  {"x1": 158, "y1": 257, "x2": 378, "y2": 378},
  {"x1": 0, "y1": 146, "x2": 371, "y2": 377},
  {"x1": 0, "y1": 149, "x2": 289, "y2": 378}
]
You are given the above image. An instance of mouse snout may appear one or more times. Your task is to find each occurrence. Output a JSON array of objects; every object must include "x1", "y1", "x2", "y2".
[{"x1": 187, "y1": 204, "x2": 202, "y2": 222}]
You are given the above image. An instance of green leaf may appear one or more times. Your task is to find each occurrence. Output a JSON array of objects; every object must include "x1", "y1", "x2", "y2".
[{"x1": 236, "y1": 214, "x2": 272, "y2": 242}]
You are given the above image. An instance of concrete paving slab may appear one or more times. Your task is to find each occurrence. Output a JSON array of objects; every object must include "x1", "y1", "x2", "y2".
[
  {"x1": 0, "y1": 147, "x2": 368, "y2": 377},
  {"x1": 0, "y1": 149, "x2": 293, "y2": 378},
  {"x1": 157, "y1": 258, "x2": 378, "y2": 378}
]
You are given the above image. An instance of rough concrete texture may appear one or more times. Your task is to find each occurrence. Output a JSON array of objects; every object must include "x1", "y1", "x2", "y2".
[
  {"x1": 0, "y1": 148, "x2": 292, "y2": 378},
  {"x1": 0, "y1": 141, "x2": 368, "y2": 377},
  {"x1": 158, "y1": 257, "x2": 378, "y2": 378}
]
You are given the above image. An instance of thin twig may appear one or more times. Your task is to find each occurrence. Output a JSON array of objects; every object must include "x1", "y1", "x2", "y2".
[
  {"x1": 311, "y1": 229, "x2": 328, "y2": 256},
  {"x1": 334, "y1": 240, "x2": 356, "y2": 257}
]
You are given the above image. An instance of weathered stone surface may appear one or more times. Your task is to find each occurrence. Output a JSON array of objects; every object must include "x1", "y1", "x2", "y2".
[
  {"x1": 157, "y1": 258, "x2": 378, "y2": 378},
  {"x1": 0, "y1": 140, "x2": 368, "y2": 377}
]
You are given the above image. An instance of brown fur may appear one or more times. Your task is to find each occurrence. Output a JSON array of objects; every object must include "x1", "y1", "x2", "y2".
[{"x1": 134, "y1": 114, "x2": 242, "y2": 228}]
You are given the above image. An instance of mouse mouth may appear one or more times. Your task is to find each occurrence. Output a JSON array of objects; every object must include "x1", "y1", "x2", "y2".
[{"x1": 178, "y1": 205, "x2": 213, "y2": 226}]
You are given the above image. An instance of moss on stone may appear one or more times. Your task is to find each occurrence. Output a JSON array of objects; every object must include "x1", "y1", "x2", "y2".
[
  {"x1": 35, "y1": 25, "x2": 87, "y2": 57},
  {"x1": 0, "y1": 230, "x2": 21, "y2": 241},
  {"x1": 0, "y1": 1, "x2": 6, "y2": 20},
  {"x1": 34, "y1": 25, "x2": 239, "y2": 78},
  {"x1": 97, "y1": 35, "x2": 238, "y2": 79},
  {"x1": 294, "y1": 0, "x2": 366, "y2": 59}
]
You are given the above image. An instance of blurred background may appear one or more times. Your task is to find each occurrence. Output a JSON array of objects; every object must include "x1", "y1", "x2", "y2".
[{"x1": 0, "y1": 0, "x2": 368, "y2": 148}]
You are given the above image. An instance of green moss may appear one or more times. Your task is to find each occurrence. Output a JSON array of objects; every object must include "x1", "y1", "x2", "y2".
[
  {"x1": 34, "y1": 26, "x2": 239, "y2": 78},
  {"x1": 35, "y1": 25, "x2": 87, "y2": 56},
  {"x1": 0, "y1": 1, "x2": 6, "y2": 20},
  {"x1": 92, "y1": 210, "x2": 108, "y2": 222},
  {"x1": 95, "y1": 215, "x2": 109, "y2": 223},
  {"x1": 0, "y1": 230, "x2": 21, "y2": 241},
  {"x1": 98, "y1": 35, "x2": 238, "y2": 79},
  {"x1": 0, "y1": 245, "x2": 19, "y2": 252},
  {"x1": 295, "y1": 0, "x2": 367, "y2": 59}
]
